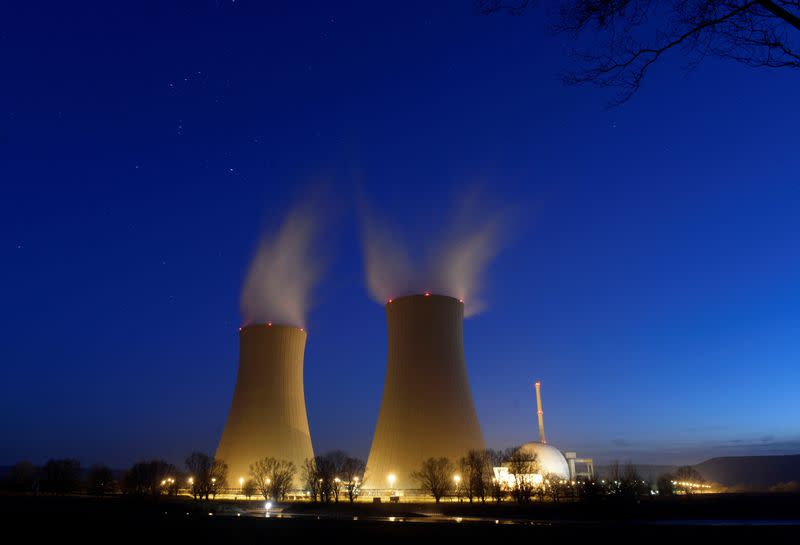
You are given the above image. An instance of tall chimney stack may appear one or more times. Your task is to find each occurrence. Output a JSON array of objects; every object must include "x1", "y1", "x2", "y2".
[{"x1": 535, "y1": 380, "x2": 546, "y2": 444}]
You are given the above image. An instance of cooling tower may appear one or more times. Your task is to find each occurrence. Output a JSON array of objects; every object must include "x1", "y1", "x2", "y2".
[
  {"x1": 364, "y1": 294, "x2": 485, "y2": 491},
  {"x1": 216, "y1": 324, "x2": 314, "y2": 489}
]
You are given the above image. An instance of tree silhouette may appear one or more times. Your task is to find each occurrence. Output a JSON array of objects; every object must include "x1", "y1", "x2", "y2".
[
  {"x1": 2, "y1": 461, "x2": 37, "y2": 493},
  {"x1": 479, "y1": 1, "x2": 800, "y2": 104},
  {"x1": 122, "y1": 460, "x2": 175, "y2": 498},
  {"x1": 249, "y1": 457, "x2": 296, "y2": 501},
  {"x1": 505, "y1": 447, "x2": 539, "y2": 503},
  {"x1": 674, "y1": 465, "x2": 706, "y2": 494},
  {"x1": 185, "y1": 452, "x2": 227, "y2": 500},
  {"x1": 87, "y1": 464, "x2": 115, "y2": 496},
  {"x1": 336, "y1": 454, "x2": 367, "y2": 503},
  {"x1": 412, "y1": 457, "x2": 456, "y2": 503},
  {"x1": 459, "y1": 449, "x2": 493, "y2": 502},
  {"x1": 41, "y1": 459, "x2": 81, "y2": 495}
]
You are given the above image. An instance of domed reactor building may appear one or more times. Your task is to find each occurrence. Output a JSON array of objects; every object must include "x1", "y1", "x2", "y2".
[
  {"x1": 494, "y1": 380, "x2": 594, "y2": 485},
  {"x1": 216, "y1": 324, "x2": 314, "y2": 489},
  {"x1": 364, "y1": 294, "x2": 485, "y2": 492}
]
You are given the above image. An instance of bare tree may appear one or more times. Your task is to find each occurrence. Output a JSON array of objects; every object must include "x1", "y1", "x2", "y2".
[
  {"x1": 122, "y1": 462, "x2": 149, "y2": 496},
  {"x1": 622, "y1": 461, "x2": 649, "y2": 499},
  {"x1": 412, "y1": 457, "x2": 456, "y2": 503},
  {"x1": 185, "y1": 452, "x2": 228, "y2": 500},
  {"x1": 606, "y1": 460, "x2": 647, "y2": 500},
  {"x1": 479, "y1": 1, "x2": 800, "y2": 104},
  {"x1": 320, "y1": 451, "x2": 347, "y2": 502},
  {"x1": 310, "y1": 455, "x2": 337, "y2": 503},
  {"x1": 576, "y1": 475, "x2": 603, "y2": 502},
  {"x1": 674, "y1": 465, "x2": 706, "y2": 494},
  {"x1": 606, "y1": 459, "x2": 624, "y2": 498},
  {"x1": 302, "y1": 458, "x2": 322, "y2": 502},
  {"x1": 505, "y1": 447, "x2": 539, "y2": 503},
  {"x1": 250, "y1": 457, "x2": 277, "y2": 501},
  {"x1": 41, "y1": 459, "x2": 82, "y2": 495},
  {"x1": 339, "y1": 456, "x2": 367, "y2": 503},
  {"x1": 269, "y1": 460, "x2": 296, "y2": 501},
  {"x1": 2, "y1": 461, "x2": 37, "y2": 493},
  {"x1": 242, "y1": 479, "x2": 257, "y2": 499},
  {"x1": 87, "y1": 464, "x2": 115, "y2": 496},
  {"x1": 249, "y1": 457, "x2": 296, "y2": 501},
  {"x1": 459, "y1": 449, "x2": 492, "y2": 502},
  {"x1": 657, "y1": 472, "x2": 676, "y2": 495},
  {"x1": 122, "y1": 460, "x2": 176, "y2": 498},
  {"x1": 485, "y1": 449, "x2": 506, "y2": 503},
  {"x1": 544, "y1": 473, "x2": 568, "y2": 503}
]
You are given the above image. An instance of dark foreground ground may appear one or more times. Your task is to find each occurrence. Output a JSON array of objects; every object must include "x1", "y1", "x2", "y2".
[{"x1": 1, "y1": 493, "x2": 798, "y2": 543}]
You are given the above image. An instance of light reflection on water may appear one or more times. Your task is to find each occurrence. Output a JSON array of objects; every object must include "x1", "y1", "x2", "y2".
[
  {"x1": 215, "y1": 509, "x2": 800, "y2": 528},
  {"x1": 651, "y1": 519, "x2": 800, "y2": 527}
]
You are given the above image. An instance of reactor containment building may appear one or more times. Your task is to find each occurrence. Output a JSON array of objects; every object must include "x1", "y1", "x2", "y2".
[
  {"x1": 216, "y1": 324, "x2": 315, "y2": 488},
  {"x1": 364, "y1": 293, "x2": 485, "y2": 492}
]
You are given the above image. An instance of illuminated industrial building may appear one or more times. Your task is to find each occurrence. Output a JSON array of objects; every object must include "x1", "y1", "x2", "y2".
[
  {"x1": 216, "y1": 324, "x2": 314, "y2": 489},
  {"x1": 493, "y1": 381, "x2": 593, "y2": 486},
  {"x1": 364, "y1": 294, "x2": 485, "y2": 492}
]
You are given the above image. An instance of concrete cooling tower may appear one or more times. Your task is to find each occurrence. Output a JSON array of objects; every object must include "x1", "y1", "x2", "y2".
[
  {"x1": 216, "y1": 324, "x2": 314, "y2": 489},
  {"x1": 364, "y1": 294, "x2": 485, "y2": 491}
]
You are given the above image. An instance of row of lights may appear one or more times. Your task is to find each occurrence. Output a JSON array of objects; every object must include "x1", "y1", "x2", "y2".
[
  {"x1": 671, "y1": 480, "x2": 711, "y2": 489},
  {"x1": 386, "y1": 473, "x2": 463, "y2": 487},
  {"x1": 238, "y1": 323, "x2": 305, "y2": 332},
  {"x1": 235, "y1": 475, "x2": 360, "y2": 486},
  {"x1": 386, "y1": 294, "x2": 465, "y2": 303}
]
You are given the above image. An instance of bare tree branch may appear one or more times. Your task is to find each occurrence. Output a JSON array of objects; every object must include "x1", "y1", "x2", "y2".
[{"x1": 478, "y1": 1, "x2": 800, "y2": 104}]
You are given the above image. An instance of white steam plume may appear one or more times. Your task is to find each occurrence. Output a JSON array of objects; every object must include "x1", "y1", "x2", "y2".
[
  {"x1": 361, "y1": 192, "x2": 505, "y2": 317},
  {"x1": 240, "y1": 203, "x2": 322, "y2": 328}
]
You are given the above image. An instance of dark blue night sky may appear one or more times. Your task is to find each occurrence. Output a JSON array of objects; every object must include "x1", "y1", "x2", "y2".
[{"x1": 2, "y1": 1, "x2": 798, "y2": 469}]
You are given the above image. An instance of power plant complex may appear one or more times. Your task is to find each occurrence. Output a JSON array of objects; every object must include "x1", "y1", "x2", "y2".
[
  {"x1": 216, "y1": 323, "x2": 314, "y2": 488},
  {"x1": 216, "y1": 295, "x2": 592, "y2": 495}
]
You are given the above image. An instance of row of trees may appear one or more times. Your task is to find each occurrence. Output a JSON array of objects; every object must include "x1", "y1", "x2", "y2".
[
  {"x1": 657, "y1": 465, "x2": 708, "y2": 495},
  {"x1": 2, "y1": 452, "x2": 707, "y2": 503},
  {"x1": 412, "y1": 447, "x2": 542, "y2": 503},
  {"x1": 302, "y1": 451, "x2": 366, "y2": 503},
  {"x1": 0, "y1": 454, "x2": 230, "y2": 499},
  {"x1": 1, "y1": 459, "x2": 111, "y2": 495},
  {"x1": 1, "y1": 451, "x2": 368, "y2": 503},
  {"x1": 411, "y1": 449, "x2": 710, "y2": 504}
]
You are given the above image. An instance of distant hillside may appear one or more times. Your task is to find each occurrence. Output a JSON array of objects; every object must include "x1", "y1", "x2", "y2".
[
  {"x1": 694, "y1": 454, "x2": 800, "y2": 489},
  {"x1": 595, "y1": 464, "x2": 678, "y2": 481}
]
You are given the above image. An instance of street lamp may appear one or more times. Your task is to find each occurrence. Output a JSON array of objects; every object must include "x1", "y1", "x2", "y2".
[{"x1": 453, "y1": 474, "x2": 462, "y2": 502}]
